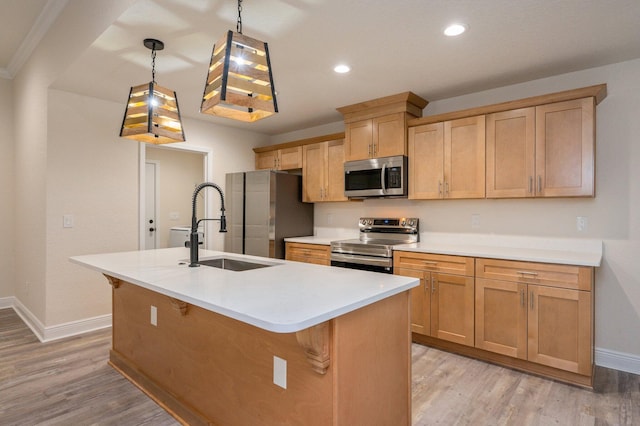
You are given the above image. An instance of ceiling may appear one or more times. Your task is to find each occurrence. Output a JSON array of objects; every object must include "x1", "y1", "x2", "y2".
[{"x1": 3, "y1": 0, "x2": 640, "y2": 136}]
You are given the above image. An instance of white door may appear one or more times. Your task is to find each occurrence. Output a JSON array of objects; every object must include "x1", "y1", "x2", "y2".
[{"x1": 145, "y1": 162, "x2": 158, "y2": 249}]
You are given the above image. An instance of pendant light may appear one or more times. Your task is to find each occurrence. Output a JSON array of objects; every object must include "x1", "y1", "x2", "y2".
[
  {"x1": 120, "y1": 38, "x2": 186, "y2": 144},
  {"x1": 200, "y1": 0, "x2": 278, "y2": 122}
]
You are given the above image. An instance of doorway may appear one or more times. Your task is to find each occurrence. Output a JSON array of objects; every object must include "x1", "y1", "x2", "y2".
[{"x1": 139, "y1": 144, "x2": 213, "y2": 250}]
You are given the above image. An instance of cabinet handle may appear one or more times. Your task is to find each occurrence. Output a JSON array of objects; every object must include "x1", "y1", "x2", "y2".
[
  {"x1": 520, "y1": 289, "x2": 525, "y2": 307},
  {"x1": 373, "y1": 143, "x2": 377, "y2": 155},
  {"x1": 517, "y1": 270, "x2": 538, "y2": 277},
  {"x1": 431, "y1": 276, "x2": 436, "y2": 294},
  {"x1": 537, "y1": 175, "x2": 542, "y2": 193},
  {"x1": 445, "y1": 181, "x2": 449, "y2": 196},
  {"x1": 530, "y1": 290, "x2": 534, "y2": 310},
  {"x1": 424, "y1": 280, "x2": 429, "y2": 293},
  {"x1": 438, "y1": 181, "x2": 442, "y2": 196},
  {"x1": 422, "y1": 260, "x2": 438, "y2": 266},
  {"x1": 368, "y1": 144, "x2": 372, "y2": 157},
  {"x1": 528, "y1": 176, "x2": 533, "y2": 194}
]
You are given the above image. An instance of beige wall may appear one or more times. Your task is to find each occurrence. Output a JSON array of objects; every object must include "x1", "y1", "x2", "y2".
[
  {"x1": 0, "y1": 79, "x2": 15, "y2": 299},
  {"x1": 146, "y1": 147, "x2": 205, "y2": 248},
  {"x1": 309, "y1": 58, "x2": 640, "y2": 360}
]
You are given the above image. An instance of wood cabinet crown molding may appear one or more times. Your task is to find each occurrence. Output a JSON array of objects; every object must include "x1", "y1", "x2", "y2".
[
  {"x1": 409, "y1": 84, "x2": 606, "y2": 127},
  {"x1": 253, "y1": 132, "x2": 345, "y2": 153},
  {"x1": 337, "y1": 91, "x2": 428, "y2": 123}
]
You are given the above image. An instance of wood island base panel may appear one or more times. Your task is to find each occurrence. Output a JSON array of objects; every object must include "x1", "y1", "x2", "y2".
[{"x1": 108, "y1": 277, "x2": 412, "y2": 425}]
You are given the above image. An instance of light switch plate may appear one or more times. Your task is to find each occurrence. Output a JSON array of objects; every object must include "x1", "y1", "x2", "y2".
[{"x1": 63, "y1": 214, "x2": 74, "y2": 228}]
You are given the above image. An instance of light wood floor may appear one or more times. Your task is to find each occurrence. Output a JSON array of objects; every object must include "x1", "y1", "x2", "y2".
[{"x1": 1, "y1": 308, "x2": 638, "y2": 425}]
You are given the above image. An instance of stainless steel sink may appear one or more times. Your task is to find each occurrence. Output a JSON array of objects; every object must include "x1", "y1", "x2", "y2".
[{"x1": 196, "y1": 257, "x2": 275, "y2": 271}]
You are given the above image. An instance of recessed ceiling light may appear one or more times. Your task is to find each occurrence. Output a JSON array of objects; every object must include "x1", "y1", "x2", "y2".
[
  {"x1": 334, "y1": 64, "x2": 351, "y2": 74},
  {"x1": 444, "y1": 23, "x2": 467, "y2": 37}
]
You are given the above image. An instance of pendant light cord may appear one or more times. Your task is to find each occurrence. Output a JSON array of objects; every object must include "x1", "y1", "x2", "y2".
[
  {"x1": 151, "y1": 48, "x2": 157, "y2": 83},
  {"x1": 237, "y1": 0, "x2": 243, "y2": 34}
]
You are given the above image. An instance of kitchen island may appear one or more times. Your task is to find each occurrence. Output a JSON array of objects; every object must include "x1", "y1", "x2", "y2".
[{"x1": 71, "y1": 248, "x2": 419, "y2": 425}]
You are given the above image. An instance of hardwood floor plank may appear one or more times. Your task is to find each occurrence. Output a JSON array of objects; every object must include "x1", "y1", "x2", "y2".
[{"x1": 1, "y1": 308, "x2": 639, "y2": 425}]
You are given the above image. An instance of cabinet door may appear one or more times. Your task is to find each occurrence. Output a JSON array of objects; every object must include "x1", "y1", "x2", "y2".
[
  {"x1": 486, "y1": 108, "x2": 535, "y2": 198},
  {"x1": 345, "y1": 120, "x2": 373, "y2": 161},
  {"x1": 444, "y1": 115, "x2": 486, "y2": 199},
  {"x1": 285, "y1": 242, "x2": 330, "y2": 266},
  {"x1": 255, "y1": 151, "x2": 277, "y2": 170},
  {"x1": 374, "y1": 112, "x2": 406, "y2": 157},
  {"x1": 395, "y1": 267, "x2": 430, "y2": 336},
  {"x1": 475, "y1": 278, "x2": 527, "y2": 359},
  {"x1": 278, "y1": 147, "x2": 303, "y2": 170},
  {"x1": 302, "y1": 143, "x2": 326, "y2": 202},
  {"x1": 408, "y1": 123, "x2": 444, "y2": 199},
  {"x1": 326, "y1": 139, "x2": 348, "y2": 201},
  {"x1": 431, "y1": 273, "x2": 474, "y2": 346},
  {"x1": 535, "y1": 98, "x2": 595, "y2": 197},
  {"x1": 528, "y1": 285, "x2": 592, "y2": 375}
]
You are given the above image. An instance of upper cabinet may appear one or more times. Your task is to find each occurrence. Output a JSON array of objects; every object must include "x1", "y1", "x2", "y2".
[
  {"x1": 255, "y1": 146, "x2": 302, "y2": 171},
  {"x1": 409, "y1": 115, "x2": 486, "y2": 199},
  {"x1": 486, "y1": 98, "x2": 595, "y2": 198},
  {"x1": 337, "y1": 92, "x2": 428, "y2": 162},
  {"x1": 302, "y1": 138, "x2": 348, "y2": 202},
  {"x1": 411, "y1": 84, "x2": 606, "y2": 200}
]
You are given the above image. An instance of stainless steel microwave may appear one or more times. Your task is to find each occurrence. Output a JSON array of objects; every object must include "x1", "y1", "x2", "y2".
[{"x1": 344, "y1": 155, "x2": 408, "y2": 198}]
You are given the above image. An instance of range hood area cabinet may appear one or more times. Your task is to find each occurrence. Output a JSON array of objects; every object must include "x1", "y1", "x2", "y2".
[{"x1": 337, "y1": 92, "x2": 428, "y2": 162}]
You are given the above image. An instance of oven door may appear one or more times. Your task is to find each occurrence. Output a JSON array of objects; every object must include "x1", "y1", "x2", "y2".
[{"x1": 330, "y1": 252, "x2": 393, "y2": 274}]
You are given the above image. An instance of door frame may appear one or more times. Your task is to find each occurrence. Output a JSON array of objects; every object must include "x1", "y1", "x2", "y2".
[
  {"x1": 144, "y1": 160, "x2": 160, "y2": 249},
  {"x1": 138, "y1": 143, "x2": 214, "y2": 250}
]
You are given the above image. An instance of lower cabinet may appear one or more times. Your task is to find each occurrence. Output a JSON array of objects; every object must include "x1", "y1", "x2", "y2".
[
  {"x1": 285, "y1": 242, "x2": 331, "y2": 266},
  {"x1": 394, "y1": 251, "x2": 475, "y2": 346},
  {"x1": 475, "y1": 258, "x2": 594, "y2": 377},
  {"x1": 396, "y1": 251, "x2": 595, "y2": 386}
]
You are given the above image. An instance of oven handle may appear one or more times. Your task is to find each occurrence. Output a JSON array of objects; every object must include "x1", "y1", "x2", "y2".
[
  {"x1": 381, "y1": 163, "x2": 387, "y2": 193},
  {"x1": 330, "y1": 252, "x2": 393, "y2": 268}
]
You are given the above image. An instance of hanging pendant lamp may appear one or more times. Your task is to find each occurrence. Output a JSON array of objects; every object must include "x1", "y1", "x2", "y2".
[
  {"x1": 120, "y1": 38, "x2": 186, "y2": 144},
  {"x1": 200, "y1": 0, "x2": 278, "y2": 122}
]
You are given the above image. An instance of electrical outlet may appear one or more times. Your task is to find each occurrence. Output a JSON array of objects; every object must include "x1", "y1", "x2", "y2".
[
  {"x1": 63, "y1": 214, "x2": 74, "y2": 228},
  {"x1": 273, "y1": 356, "x2": 287, "y2": 389},
  {"x1": 169, "y1": 211, "x2": 180, "y2": 220},
  {"x1": 150, "y1": 305, "x2": 158, "y2": 326},
  {"x1": 576, "y1": 216, "x2": 588, "y2": 232},
  {"x1": 471, "y1": 214, "x2": 481, "y2": 229}
]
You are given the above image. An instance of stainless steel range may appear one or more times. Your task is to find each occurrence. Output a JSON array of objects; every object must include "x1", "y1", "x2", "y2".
[{"x1": 330, "y1": 217, "x2": 419, "y2": 273}]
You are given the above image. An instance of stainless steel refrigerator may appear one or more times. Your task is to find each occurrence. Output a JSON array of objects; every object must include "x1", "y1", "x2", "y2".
[{"x1": 224, "y1": 170, "x2": 314, "y2": 259}]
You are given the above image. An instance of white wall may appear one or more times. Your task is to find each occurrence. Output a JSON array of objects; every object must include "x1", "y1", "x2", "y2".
[
  {"x1": 0, "y1": 78, "x2": 15, "y2": 299},
  {"x1": 311, "y1": 58, "x2": 640, "y2": 361},
  {"x1": 43, "y1": 89, "x2": 268, "y2": 326}
]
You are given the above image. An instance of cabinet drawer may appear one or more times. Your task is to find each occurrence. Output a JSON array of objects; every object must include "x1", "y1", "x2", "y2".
[
  {"x1": 393, "y1": 251, "x2": 474, "y2": 276},
  {"x1": 476, "y1": 258, "x2": 593, "y2": 291},
  {"x1": 285, "y1": 242, "x2": 330, "y2": 265}
]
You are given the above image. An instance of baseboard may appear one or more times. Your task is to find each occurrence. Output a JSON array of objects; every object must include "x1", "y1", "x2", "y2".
[
  {"x1": 596, "y1": 347, "x2": 640, "y2": 376},
  {"x1": 0, "y1": 296, "x2": 14, "y2": 309},
  {"x1": 10, "y1": 297, "x2": 111, "y2": 343}
]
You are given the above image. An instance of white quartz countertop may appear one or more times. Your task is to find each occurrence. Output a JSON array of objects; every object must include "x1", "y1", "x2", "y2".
[
  {"x1": 70, "y1": 248, "x2": 418, "y2": 334},
  {"x1": 285, "y1": 233, "x2": 602, "y2": 267}
]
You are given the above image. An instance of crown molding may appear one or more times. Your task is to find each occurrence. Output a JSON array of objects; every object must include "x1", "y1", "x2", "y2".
[{"x1": 4, "y1": 0, "x2": 68, "y2": 79}]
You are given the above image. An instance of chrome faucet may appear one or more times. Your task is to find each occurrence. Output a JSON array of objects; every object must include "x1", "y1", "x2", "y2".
[{"x1": 189, "y1": 182, "x2": 227, "y2": 267}]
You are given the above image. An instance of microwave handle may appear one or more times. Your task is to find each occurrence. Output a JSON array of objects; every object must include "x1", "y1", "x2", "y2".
[{"x1": 381, "y1": 163, "x2": 387, "y2": 193}]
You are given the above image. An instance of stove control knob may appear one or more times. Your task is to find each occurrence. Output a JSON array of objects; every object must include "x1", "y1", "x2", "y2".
[{"x1": 401, "y1": 220, "x2": 406, "y2": 226}]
